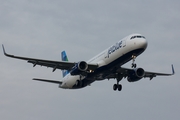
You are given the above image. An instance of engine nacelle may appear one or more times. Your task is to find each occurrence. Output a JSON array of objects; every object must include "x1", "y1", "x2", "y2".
[
  {"x1": 127, "y1": 68, "x2": 145, "y2": 82},
  {"x1": 70, "y1": 61, "x2": 88, "y2": 75}
]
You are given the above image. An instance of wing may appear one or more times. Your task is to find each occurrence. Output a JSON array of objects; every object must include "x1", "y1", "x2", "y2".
[
  {"x1": 2, "y1": 45, "x2": 98, "y2": 72},
  {"x1": 143, "y1": 65, "x2": 175, "y2": 80},
  {"x1": 106, "y1": 65, "x2": 175, "y2": 80}
]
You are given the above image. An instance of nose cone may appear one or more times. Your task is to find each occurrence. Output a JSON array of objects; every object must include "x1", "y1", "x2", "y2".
[
  {"x1": 128, "y1": 34, "x2": 148, "y2": 51},
  {"x1": 135, "y1": 37, "x2": 148, "y2": 50},
  {"x1": 140, "y1": 38, "x2": 148, "y2": 49}
]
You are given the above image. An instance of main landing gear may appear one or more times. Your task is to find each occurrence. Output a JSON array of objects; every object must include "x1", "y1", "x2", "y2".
[
  {"x1": 131, "y1": 54, "x2": 137, "y2": 68},
  {"x1": 113, "y1": 84, "x2": 122, "y2": 91},
  {"x1": 113, "y1": 77, "x2": 122, "y2": 91}
]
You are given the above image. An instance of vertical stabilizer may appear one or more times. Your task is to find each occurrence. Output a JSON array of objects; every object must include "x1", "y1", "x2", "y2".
[{"x1": 61, "y1": 51, "x2": 69, "y2": 77}]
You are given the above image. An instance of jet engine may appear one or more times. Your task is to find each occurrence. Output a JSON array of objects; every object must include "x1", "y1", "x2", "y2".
[
  {"x1": 127, "y1": 68, "x2": 145, "y2": 82},
  {"x1": 70, "y1": 61, "x2": 88, "y2": 75}
]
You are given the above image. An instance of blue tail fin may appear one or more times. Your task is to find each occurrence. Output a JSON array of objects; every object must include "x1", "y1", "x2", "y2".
[{"x1": 61, "y1": 51, "x2": 69, "y2": 77}]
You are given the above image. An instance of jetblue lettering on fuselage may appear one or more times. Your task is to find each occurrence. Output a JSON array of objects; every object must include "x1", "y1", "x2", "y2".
[{"x1": 108, "y1": 41, "x2": 122, "y2": 58}]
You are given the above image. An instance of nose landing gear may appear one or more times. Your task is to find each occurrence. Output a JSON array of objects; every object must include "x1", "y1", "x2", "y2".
[{"x1": 131, "y1": 54, "x2": 137, "y2": 68}]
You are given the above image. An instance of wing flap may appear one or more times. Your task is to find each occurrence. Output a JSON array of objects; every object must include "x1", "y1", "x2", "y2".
[
  {"x1": 144, "y1": 65, "x2": 175, "y2": 80},
  {"x1": 27, "y1": 60, "x2": 74, "y2": 70}
]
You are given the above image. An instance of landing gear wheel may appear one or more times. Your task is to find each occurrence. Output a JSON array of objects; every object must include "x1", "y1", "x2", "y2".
[
  {"x1": 113, "y1": 84, "x2": 122, "y2": 91},
  {"x1": 113, "y1": 75, "x2": 123, "y2": 91},
  {"x1": 132, "y1": 63, "x2": 137, "y2": 68},
  {"x1": 118, "y1": 84, "x2": 122, "y2": 91},
  {"x1": 113, "y1": 84, "x2": 118, "y2": 91}
]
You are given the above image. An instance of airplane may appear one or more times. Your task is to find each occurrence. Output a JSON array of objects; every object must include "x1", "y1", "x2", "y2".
[{"x1": 2, "y1": 33, "x2": 175, "y2": 91}]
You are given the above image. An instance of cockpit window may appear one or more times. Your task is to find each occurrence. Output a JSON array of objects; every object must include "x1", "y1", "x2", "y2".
[{"x1": 130, "y1": 36, "x2": 145, "y2": 39}]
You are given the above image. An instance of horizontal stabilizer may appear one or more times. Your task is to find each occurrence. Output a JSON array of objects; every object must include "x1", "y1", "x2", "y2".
[{"x1": 33, "y1": 78, "x2": 62, "y2": 84}]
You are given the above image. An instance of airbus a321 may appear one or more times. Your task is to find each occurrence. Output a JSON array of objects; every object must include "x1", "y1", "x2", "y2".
[{"x1": 2, "y1": 34, "x2": 175, "y2": 91}]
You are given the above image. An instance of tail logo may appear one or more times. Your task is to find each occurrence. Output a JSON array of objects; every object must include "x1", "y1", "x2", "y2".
[{"x1": 61, "y1": 51, "x2": 69, "y2": 77}]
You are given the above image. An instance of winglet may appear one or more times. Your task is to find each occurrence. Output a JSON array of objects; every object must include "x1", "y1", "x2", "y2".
[
  {"x1": 2, "y1": 44, "x2": 14, "y2": 57},
  {"x1": 171, "y1": 64, "x2": 175, "y2": 75},
  {"x1": 2, "y1": 44, "x2": 6, "y2": 55}
]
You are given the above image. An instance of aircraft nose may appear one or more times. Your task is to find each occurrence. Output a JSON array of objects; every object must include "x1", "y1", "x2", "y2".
[
  {"x1": 130, "y1": 36, "x2": 148, "y2": 50},
  {"x1": 138, "y1": 38, "x2": 148, "y2": 49}
]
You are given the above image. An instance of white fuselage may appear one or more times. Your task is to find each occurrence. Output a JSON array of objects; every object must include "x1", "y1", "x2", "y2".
[{"x1": 60, "y1": 34, "x2": 148, "y2": 89}]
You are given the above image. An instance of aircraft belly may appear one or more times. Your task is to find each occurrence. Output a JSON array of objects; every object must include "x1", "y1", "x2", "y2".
[{"x1": 89, "y1": 48, "x2": 145, "y2": 81}]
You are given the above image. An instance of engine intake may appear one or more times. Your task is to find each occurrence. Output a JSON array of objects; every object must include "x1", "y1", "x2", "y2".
[
  {"x1": 127, "y1": 68, "x2": 145, "y2": 82},
  {"x1": 70, "y1": 61, "x2": 88, "y2": 75}
]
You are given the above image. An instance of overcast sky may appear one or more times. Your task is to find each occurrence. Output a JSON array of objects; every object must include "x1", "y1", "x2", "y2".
[{"x1": 0, "y1": 0, "x2": 179, "y2": 120}]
